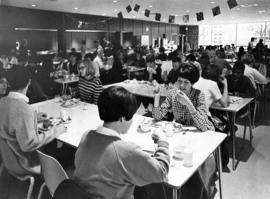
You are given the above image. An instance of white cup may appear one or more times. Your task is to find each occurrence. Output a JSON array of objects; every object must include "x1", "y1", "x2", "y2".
[
  {"x1": 60, "y1": 109, "x2": 68, "y2": 121},
  {"x1": 183, "y1": 148, "x2": 193, "y2": 167},
  {"x1": 173, "y1": 145, "x2": 186, "y2": 160}
]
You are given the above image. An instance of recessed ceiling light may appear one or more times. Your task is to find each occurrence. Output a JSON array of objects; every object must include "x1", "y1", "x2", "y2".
[
  {"x1": 74, "y1": 7, "x2": 78, "y2": 10},
  {"x1": 210, "y1": 1, "x2": 215, "y2": 4},
  {"x1": 253, "y1": 4, "x2": 258, "y2": 6},
  {"x1": 186, "y1": 10, "x2": 190, "y2": 13},
  {"x1": 149, "y1": 5, "x2": 153, "y2": 8},
  {"x1": 114, "y1": 9, "x2": 117, "y2": 12},
  {"x1": 31, "y1": 4, "x2": 36, "y2": 7},
  {"x1": 102, "y1": 13, "x2": 106, "y2": 16},
  {"x1": 113, "y1": 0, "x2": 117, "y2": 3},
  {"x1": 175, "y1": 14, "x2": 178, "y2": 17}
]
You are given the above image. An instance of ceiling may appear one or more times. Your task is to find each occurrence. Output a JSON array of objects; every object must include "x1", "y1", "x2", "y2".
[{"x1": 2, "y1": 0, "x2": 270, "y2": 25}]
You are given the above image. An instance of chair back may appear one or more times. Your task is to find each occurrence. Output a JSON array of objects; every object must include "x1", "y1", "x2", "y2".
[
  {"x1": 0, "y1": 138, "x2": 31, "y2": 177},
  {"x1": 37, "y1": 150, "x2": 68, "y2": 196},
  {"x1": 53, "y1": 179, "x2": 92, "y2": 199}
]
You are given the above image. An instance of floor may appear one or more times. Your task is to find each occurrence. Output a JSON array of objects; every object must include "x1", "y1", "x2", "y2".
[{"x1": 1, "y1": 88, "x2": 270, "y2": 199}]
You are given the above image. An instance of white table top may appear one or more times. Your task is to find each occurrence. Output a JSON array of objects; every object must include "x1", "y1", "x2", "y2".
[
  {"x1": 54, "y1": 76, "x2": 79, "y2": 84},
  {"x1": 31, "y1": 99, "x2": 103, "y2": 147},
  {"x1": 103, "y1": 81, "x2": 169, "y2": 98},
  {"x1": 210, "y1": 96, "x2": 254, "y2": 113},
  {"x1": 31, "y1": 100, "x2": 226, "y2": 189},
  {"x1": 127, "y1": 66, "x2": 146, "y2": 72}
]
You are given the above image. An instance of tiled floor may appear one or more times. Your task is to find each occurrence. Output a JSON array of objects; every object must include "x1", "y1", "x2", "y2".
[{"x1": 1, "y1": 88, "x2": 270, "y2": 199}]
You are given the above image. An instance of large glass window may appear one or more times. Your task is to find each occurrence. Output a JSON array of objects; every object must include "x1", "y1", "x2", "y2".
[
  {"x1": 237, "y1": 22, "x2": 266, "y2": 47},
  {"x1": 199, "y1": 22, "x2": 270, "y2": 48},
  {"x1": 199, "y1": 25, "x2": 211, "y2": 46}
]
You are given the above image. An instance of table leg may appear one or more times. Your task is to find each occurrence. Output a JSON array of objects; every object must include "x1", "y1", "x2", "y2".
[
  {"x1": 62, "y1": 83, "x2": 67, "y2": 95},
  {"x1": 216, "y1": 146, "x2": 223, "y2": 199},
  {"x1": 231, "y1": 112, "x2": 236, "y2": 171},
  {"x1": 247, "y1": 104, "x2": 253, "y2": 146},
  {"x1": 128, "y1": 71, "x2": 131, "y2": 80},
  {"x1": 172, "y1": 188, "x2": 180, "y2": 199}
]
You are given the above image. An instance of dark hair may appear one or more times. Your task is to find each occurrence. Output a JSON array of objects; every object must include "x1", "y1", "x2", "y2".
[
  {"x1": 241, "y1": 53, "x2": 255, "y2": 65},
  {"x1": 7, "y1": 66, "x2": 31, "y2": 91},
  {"x1": 233, "y1": 61, "x2": 245, "y2": 73},
  {"x1": 186, "y1": 54, "x2": 196, "y2": 62},
  {"x1": 178, "y1": 63, "x2": 199, "y2": 84},
  {"x1": 202, "y1": 63, "x2": 220, "y2": 83},
  {"x1": 172, "y1": 57, "x2": 181, "y2": 63},
  {"x1": 145, "y1": 54, "x2": 155, "y2": 63},
  {"x1": 98, "y1": 86, "x2": 138, "y2": 122}
]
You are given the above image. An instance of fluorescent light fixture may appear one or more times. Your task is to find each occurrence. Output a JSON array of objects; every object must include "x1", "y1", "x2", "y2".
[
  {"x1": 74, "y1": 7, "x2": 78, "y2": 10},
  {"x1": 113, "y1": 0, "x2": 117, "y2": 3},
  {"x1": 114, "y1": 9, "x2": 117, "y2": 12},
  {"x1": 186, "y1": 10, "x2": 190, "y2": 13},
  {"x1": 149, "y1": 5, "x2": 153, "y2": 8},
  {"x1": 210, "y1": 1, "x2": 215, "y2": 4}
]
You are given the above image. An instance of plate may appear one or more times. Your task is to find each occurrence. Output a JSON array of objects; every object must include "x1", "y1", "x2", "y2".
[{"x1": 61, "y1": 99, "x2": 79, "y2": 108}]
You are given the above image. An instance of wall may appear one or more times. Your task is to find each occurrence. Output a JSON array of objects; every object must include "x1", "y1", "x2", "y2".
[{"x1": 0, "y1": 5, "x2": 182, "y2": 53}]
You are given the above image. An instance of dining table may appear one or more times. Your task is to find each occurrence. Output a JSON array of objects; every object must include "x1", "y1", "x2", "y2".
[{"x1": 31, "y1": 99, "x2": 226, "y2": 199}]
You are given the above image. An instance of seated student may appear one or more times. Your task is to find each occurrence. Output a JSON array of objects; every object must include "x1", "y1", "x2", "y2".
[
  {"x1": 241, "y1": 53, "x2": 266, "y2": 89},
  {"x1": 156, "y1": 47, "x2": 168, "y2": 61},
  {"x1": 73, "y1": 86, "x2": 170, "y2": 199},
  {"x1": 145, "y1": 55, "x2": 162, "y2": 83},
  {"x1": 153, "y1": 62, "x2": 214, "y2": 131},
  {"x1": 164, "y1": 57, "x2": 181, "y2": 84},
  {"x1": 77, "y1": 59, "x2": 103, "y2": 104},
  {"x1": 0, "y1": 66, "x2": 65, "y2": 174},
  {"x1": 227, "y1": 61, "x2": 256, "y2": 98},
  {"x1": 152, "y1": 63, "x2": 216, "y2": 199},
  {"x1": 193, "y1": 62, "x2": 229, "y2": 166},
  {"x1": 193, "y1": 63, "x2": 229, "y2": 114},
  {"x1": 67, "y1": 52, "x2": 79, "y2": 75},
  {"x1": 0, "y1": 73, "x2": 8, "y2": 98}
]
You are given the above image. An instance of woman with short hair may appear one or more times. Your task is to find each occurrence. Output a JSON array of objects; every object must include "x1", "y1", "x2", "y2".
[
  {"x1": 153, "y1": 62, "x2": 214, "y2": 131},
  {"x1": 152, "y1": 63, "x2": 216, "y2": 199},
  {"x1": 77, "y1": 59, "x2": 103, "y2": 104},
  {"x1": 73, "y1": 86, "x2": 170, "y2": 199}
]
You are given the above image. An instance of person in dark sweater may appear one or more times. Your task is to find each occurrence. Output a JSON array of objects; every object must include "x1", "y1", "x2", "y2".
[
  {"x1": 73, "y1": 86, "x2": 170, "y2": 199},
  {"x1": 145, "y1": 55, "x2": 162, "y2": 83},
  {"x1": 227, "y1": 61, "x2": 256, "y2": 98}
]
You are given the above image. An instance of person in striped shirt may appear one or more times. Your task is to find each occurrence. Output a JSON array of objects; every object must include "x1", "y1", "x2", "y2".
[{"x1": 78, "y1": 59, "x2": 103, "y2": 104}]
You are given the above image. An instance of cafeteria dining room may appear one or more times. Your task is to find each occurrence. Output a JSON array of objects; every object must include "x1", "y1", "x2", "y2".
[{"x1": 0, "y1": 0, "x2": 270, "y2": 198}]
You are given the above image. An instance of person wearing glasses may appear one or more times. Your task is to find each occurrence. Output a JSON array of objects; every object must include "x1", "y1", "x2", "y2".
[
  {"x1": 78, "y1": 59, "x2": 103, "y2": 104},
  {"x1": 73, "y1": 86, "x2": 170, "y2": 199}
]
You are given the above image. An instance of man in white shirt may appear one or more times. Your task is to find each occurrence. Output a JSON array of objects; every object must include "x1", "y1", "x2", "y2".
[
  {"x1": 241, "y1": 53, "x2": 266, "y2": 89},
  {"x1": 193, "y1": 62, "x2": 229, "y2": 116}
]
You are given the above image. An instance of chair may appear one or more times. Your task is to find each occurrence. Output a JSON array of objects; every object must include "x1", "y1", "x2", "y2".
[
  {"x1": 52, "y1": 179, "x2": 92, "y2": 199},
  {"x1": 0, "y1": 138, "x2": 38, "y2": 199},
  {"x1": 37, "y1": 150, "x2": 68, "y2": 199}
]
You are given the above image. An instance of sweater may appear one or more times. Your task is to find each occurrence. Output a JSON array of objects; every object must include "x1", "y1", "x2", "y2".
[
  {"x1": 73, "y1": 126, "x2": 170, "y2": 199},
  {"x1": 78, "y1": 77, "x2": 103, "y2": 104},
  {"x1": 0, "y1": 92, "x2": 57, "y2": 174}
]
